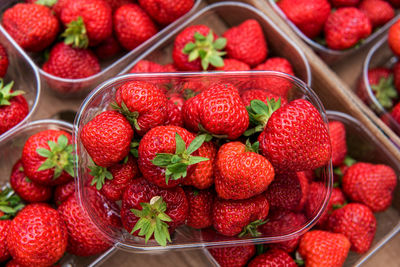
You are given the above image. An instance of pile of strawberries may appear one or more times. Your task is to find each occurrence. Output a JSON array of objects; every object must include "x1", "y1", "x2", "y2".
[
  {"x1": 208, "y1": 117, "x2": 397, "y2": 267},
  {"x1": 276, "y1": 0, "x2": 397, "y2": 50}
]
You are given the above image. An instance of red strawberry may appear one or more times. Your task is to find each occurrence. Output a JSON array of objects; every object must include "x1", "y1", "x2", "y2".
[
  {"x1": 115, "y1": 80, "x2": 168, "y2": 136},
  {"x1": 0, "y1": 80, "x2": 28, "y2": 135},
  {"x1": 258, "y1": 99, "x2": 331, "y2": 172},
  {"x1": 114, "y1": 4, "x2": 158, "y2": 51},
  {"x1": 329, "y1": 121, "x2": 347, "y2": 166},
  {"x1": 54, "y1": 180, "x2": 75, "y2": 206},
  {"x1": 22, "y1": 129, "x2": 74, "y2": 186},
  {"x1": 391, "y1": 101, "x2": 400, "y2": 124},
  {"x1": 138, "y1": 0, "x2": 194, "y2": 25},
  {"x1": 327, "y1": 203, "x2": 376, "y2": 253},
  {"x1": 42, "y1": 42, "x2": 101, "y2": 79},
  {"x1": 0, "y1": 44, "x2": 9, "y2": 77},
  {"x1": 324, "y1": 7, "x2": 372, "y2": 50},
  {"x1": 7, "y1": 204, "x2": 67, "y2": 266},
  {"x1": 298, "y1": 230, "x2": 350, "y2": 267},
  {"x1": 94, "y1": 35, "x2": 122, "y2": 60},
  {"x1": 0, "y1": 220, "x2": 11, "y2": 262},
  {"x1": 103, "y1": 0, "x2": 134, "y2": 11},
  {"x1": 2, "y1": 3, "x2": 59, "y2": 52},
  {"x1": 248, "y1": 249, "x2": 297, "y2": 267},
  {"x1": 330, "y1": 0, "x2": 360, "y2": 6},
  {"x1": 241, "y1": 89, "x2": 288, "y2": 107},
  {"x1": 213, "y1": 194, "x2": 269, "y2": 237},
  {"x1": 389, "y1": 20, "x2": 400, "y2": 57},
  {"x1": 214, "y1": 59, "x2": 250, "y2": 71},
  {"x1": 165, "y1": 99, "x2": 184, "y2": 127},
  {"x1": 342, "y1": 162, "x2": 397, "y2": 212},
  {"x1": 120, "y1": 177, "x2": 188, "y2": 246},
  {"x1": 278, "y1": 0, "x2": 331, "y2": 38},
  {"x1": 167, "y1": 93, "x2": 185, "y2": 110},
  {"x1": 359, "y1": 0, "x2": 395, "y2": 28},
  {"x1": 393, "y1": 61, "x2": 400, "y2": 93},
  {"x1": 80, "y1": 110, "x2": 133, "y2": 167},
  {"x1": 129, "y1": 60, "x2": 171, "y2": 73},
  {"x1": 208, "y1": 245, "x2": 255, "y2": 267},
  {"x1": 223, "y1": 19, "x2": 267, "y2": 67},
  {"x1": 184, "y1": 187, "x2": 214, "y2": 229},
  {"x1": 10, "y1": 159, "x2": 52, "y2": 203},
  {"x1": 5, "y1": 259, "x2": 23, "y2": 267}
]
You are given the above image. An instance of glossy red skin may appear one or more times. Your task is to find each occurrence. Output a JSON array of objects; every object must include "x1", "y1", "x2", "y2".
[
  {"x1": 54, "y1": 180, "x2": 75, "y2": 206},
  {"x1": 215, "y1": 59, "x2": 250, "y2": 71},
  {"x1": 165, "y1": 100, "x2": 184, "y2": 127},
  {"x1": 184, "y1": 187, "x2": 214, "y2": 229},
  {"x1": 2, "y1": 3, "x2": 59, "y2": 52},
  {"x1": 329, "y1": 121, "x2": 347, "y2": 166},
  {"x1": 278, "y1": 0, "x2": 331, "y2": 38},
  {"x1": 240, "y1": 89, "x2": 288, "y2": 107},
  {"x1": 114, "y1": 4, "x2": 158, "y2": 51},
  {"x1": 138, "y1": 126, "x2": 195, "y2": 188},
  {"x1": 116, "y1": 80, "x2": 168, "y2": 136},
  {"x1": 209, "y1": 245, "x2": 255, "y2": 267},
  {"x1": 5, "y1": 259, "x2": 23, "y2": 267},
  {"x1": 0, "y1": 44, "x2": 8, "y2": 77},
  {"x1": 22, "y1": 129, "x2": 73, "y2": 186},
  {"x1": 80, "y1": 110, "x2": 133, "y2": 167},
  {"x1": 248, "y1": 249, "x2": 297, "y2": 267},
  {"x1": 0, "y1": 220, "x2": 11, "y2": 262},
  {"x1": 7, "y1": 204, "x2": 67, "y2": 266},
  {"x1": 213, "y1": 194, "x2": 269, "y2": 236},
  {"x1": 330, "y1": 0, "x2": 360, "y2": 6},
  {"x1": 356, "y1": 67, "x2": 392, "y2": 103},
  {"x1": 121, "y1": 177, "x2": 188, "y2": 235},
  {"x1": 342, "y1": 162, "x2": 397, "y2": 212},
  {"x1": 42, "y1": 42, "x2": 101, "y2": 79},
  {"x1": 10, "y1": 160, "x2": 52, "y2": 203},
  {"x1": 182, "y1": 95, "x2": 202, "y2": 132},
  {"x1": 389, "y1": 20, "x2": 400, "y2": 56},
  {"x1": 223, "y1": 19, "x2": 268, "y2": 67},
  {"x1": 392, "y1": 101, "x2": 400, "y2": 124},
  {"x1": 138, "y1": 0, "x2": 194, "y2": 25},
  {"x1": 94, "y1": 35, "x2": 122, "y2": 60},
  {"x1": 393, "y1": 62, "x2": 400, "y2": 94},
  {"x1": 324, "y1": 7, "x2": 372, "y2": 50},
  {"x1": 0, "y1": 94, "x2": 28, "y2": 135},
  {"x1": 258, "y1": 99, "x2": 331, "y2": 172},
  {"x1": 167, "y1": 93, "x2": 185, "y2": 111},
  {"x1": 129, "y1": 60, "x2": 170, "y2": 73},
  {"x1": 359, "y1": 0, "x2": 394, "y2": 28},
  {"x1": 327, "y1": 203, "x2": 376, "y2": 253},
  {"x1": 103, "y1": 0, "x2": 134, "y2": 11}
]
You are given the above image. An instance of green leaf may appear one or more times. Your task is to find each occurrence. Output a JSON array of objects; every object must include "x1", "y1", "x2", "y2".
[
  {"x1": 58, "y1": 135, "x2": 68, "y2": 149},
  {"x1": 250, "y1": 100, "x2": 269, "y2": 116},
  {"x1": 61, "y1": 16, "x2": 89, "y2": 49},
  {"x1": 35, "y1": 0, "x2": 57, "y2": 7},
  {"x1": 152, "y1": 153, "x2": 174, "y2": 167},
  {"x1": 157, "y1": 212, "x2": 172, "y2": 222},
  {"x1": 202, "y1": 57, "x2": 210, "y2": 69},
  {"x1": 171, "y1": 155, "x2": 181, "y2": 164},
  {"x1": 198, "y1": 50, "x2": 207, "y2": 59},
  {"x1": 105, "y1": 171, "x2": 113, "y2": 180},
  {"x1": 213, "y1": 37, "x2": 227, "y2": 50},
  {"x1": 206, "y1": 31, "x2": 214, "y2": 43},
  {"x1": 209, "y1": 54, "x2": 224, "y2": 67},
  {"x1": 175, "y1": 133, "x2": 186, "y2": 154},
  {"x1": 188, "y1": 156, "x2": 209, "y2": 165},
  {"x1": 36, "y1": 148, "x2": 52, "y2": 158},
  {"x1": 0, "y1": 206, "x2": 16, "y2": 213},
  {"x1": 37, "y1": 159, "x2": 56, "y2": 171},
  {"x1": 145, "y1": 223, "x2": 156, "y2": 243},
  {"x1": 188, "y1": 50, "x2": 199, "y2": 62},
  {"x1": 183, "y1": 42, "x2": 196, "y2": 53},
  {"x1": 194, "y1": 32, "x2": 206, "y2": 41},
  {"x1": 186, "y1": 134, "x2": 207, "y2": 155},
  {"x1": 53, "y1": 166, "x2": 62, "y2": 179}
]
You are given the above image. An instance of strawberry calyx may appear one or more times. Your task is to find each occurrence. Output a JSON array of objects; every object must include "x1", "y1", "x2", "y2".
[
  {"x1": 343, "y1": 156, "x2": 356, "y2": 167},
  {"x1": 62, "y1": 16, "x2": 89, "y2": 49},
  {"x1": 0, "y1": 80, "x2": 25, "y2": 106},
  {"x1": 130, "y1": 196, "x2": 172, "y2": 246},
  {"x1": 152, "y1": 133, "x2": 209, "y2": 184},
  {"x1": 35, "y1": 0, "x2": 57, "y2": 7},
  {"x1": 244, "y1": 98, "x2": 281, "y2": 136},
  {"x1": 0, "y1": 186, "x2": 25, "y2": 220},
  {"x1": 294, "y1": 251, "x2": 305, "y2": 266},
  {"x1": 238, "y1": 219, "x2": 266, "y2": 237},
  {"x1": 245, "y1": 139, "x2": 259, "y2": 153},
  {"x1": 36, "y1": 134, "x2": 75, "y2": 179},
  {"x1": 130, "y1": 140, "x2": 140, "y2": 158},
  {"x1": 332, "y1": 202, "x2": 347, "y2": 211},
  {"x1": 89, "y1": 163, "x2": 113, "y2": 190},
  {"x1": 111, "y1": 101, "x2": 141, "y2": 131},
  {"x1": 371, "y1": 75, "x2": 397, "y2": 109},
  {"x1": 182, "y1": 30, "x2": 227, "y2": 70}
]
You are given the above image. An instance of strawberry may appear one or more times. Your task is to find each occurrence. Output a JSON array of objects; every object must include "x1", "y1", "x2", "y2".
[
  {"x1": 327, "y1": 203, "x2": 376, "y2": 253},
  {"x1": 42, "y1": 42, "x2": 101, "y2": 79},
  {"x1": 258, "y1": 99, "x2": 331, "y2": 172},
  {"x1": 2, "y1": 3, "x2": 59, "y2": 52},
  {"x1": 0, "y1": 80, "x2": 28, "y2": 135},
  {"x1": 330, "y1": 0, "x2": 360, "y2": 6},
  {"x1": 215, "y1": 141, "x2": 275, "y2": 200},
  {"x1": 298, "y1": 230, "x2": 350, "y2": 267},
  {"x1": 168, "y1": 93, "x2": 185, "y2": 110},
  {"x1": 277, "y1": 0, "x2": 331, "y2": 38},
  {"x1": 10, "y1": 159, "x2": 52, "y2": 203},
  {"x1": 114, "y1": 4, "x2": 158, "y2": 51},
  {"x1": 129, "y1": 60, "x2": 172, "y2": 73},
  {"x1": 138, "y1": 0, "x2": 194, "y2": 25},
  {"x1": 248, "y1": 249, "x2": 297, "y2": 267},
  {"x1": 184, "y1": 187, "x2": 214, "y2": 229},
  {"x1": 214, "y1": 59, "x2": 250, "y2": 71},
  {"x1": 80, "y1": 110, "x2": 133, "y2": 167},
  {"x1": 391, "y1": 101, "x2": 400, "y2": 124},
  {"x1": 120, "y1": 177, "x2": 188, "y2": 246},
  {"x1": 138, "y1": 126, "x2": 208, "y2": 188},
  {"x1": 0, "y1": 44, "x2": 9, "y2": 77},
  {"x1": 359, "y1": 0, "x2": 395, "y2": 28},
  {"x1": 393, "y1": 61, "x2": 400, "y2": 94},
  {"x1": 342, "y1": 162, "x2": 397, "y2": 212},
  {"x1": 165, "y1": 99, "x2": 184, "y2": 127},
  {"x1": 103, "y1": 0, "x2": 134, "y2": 11},
  {"x1": 7, "y1": 204, "x2": 67, "y2": 266},
  {"x1": 329, "y1": 120, "x2": 347, "y2": 166},
  {"x1": 223, "y1": 19, "x2": 268, "y2": 67},
  {"x1": 115, "y1": 80, "x2": 168, "y2": 136},
  {"x1": 389, "y1": 20, "x2": 400, "y2": 57},
  {"x1": 0, "y1": 219, "x2": 10, "y2": 262},
  {"x1": 241, "y1": 89, "x2": 288, "y2": 107},
  {"x1": 22, "y1": 129, "x2": 74, "y2": 186},
  {"x1": 53, "y1": 180, "x2": 75, "y2": 206},
  {"x1": 208, "y1": 245, "x2": 255, "y2": 267},
  {"x1": 213, "y1": 194, "x2": 269, "y2": 237},
  {"x1": 94, "y1": 35, "x2": 122, "y2": 60},
  {"x1": 324, "y1": 7, "x2": 372, "y2": 50}
]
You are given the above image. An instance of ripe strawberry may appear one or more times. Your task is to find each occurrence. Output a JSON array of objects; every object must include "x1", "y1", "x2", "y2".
[
  {"x1": 120, "y1": 177, "x2": 188, "y2": 246},
  {"x1": 278, "y1": 0, "x2": 331, "y2": 38},
  {"x1": 10, "y1": 159, "x2": 52, "y2": 203},
  {"x1": 94, "y1": 35, "x2": 122, "y2": 60},
  {"x1": 330, "y1": 0, "x2": 360, "y2": 6},
  {"x1": 391, "y1": 101, "x2": 400, "y2": 124},
  {"x1": 258, "y1": 99, "x2": 331, "y2": 172},
  {"x1": 329, "y1": 121, "x2": 347, "y2": 166},
  {"x1": 2, "y1": 3, "x2": 59, "y2": 52},
  {"x1": 0, "y1": 80, "x2": 28, "y2": 135},
  {"x1": 5, "y1": 260, "x2": 22, "y2": 267},
  {"x1": 80, "y1": 110, "x2": 133, "y2": 167},
  {"x1": 53, "y1": 180, "x2": 75, "y2": 206},
  {"x1": 342, "y1": 162, "x2": 397, "y2": 212},
  {"x1": 248, "y1": 249, "x2": 297, "y2": 267},
  {"x1": 241, "y1": 89, "x2": 288, "y2": 107},
  {"x1": 327, "y1": 203, "x2": 376, "y2": 253},
  {"x1": 138, "y1": 0, "x2": 194, "y2": 25},
  {"x1": 0, "y1": 44, "x2": 9, "y2": 77},
  {"x1": 0, "y1": 219, "x2": 10, "y2": 262},
  {"x1": 393, "y1": 61, "x2": 400, "y2": 93},
  {"x1": 324, "y1": 7, "x2": 372, "y2": 50},
  {"x1": 223, "y1": 19, "x2": 267, "y2": 67},
  {"x1": 213, "y1": 194, "x2": 269, "y2": 237},
  {"x1": 208, "y1": 245, "x2": 255, "y2": 267},
  {"x1": 165, "y1": 99, "x2": 184, "y2": 127},
  {"x1": 129, "y1": 60, "x2": 172, "y2": 73},
  {"x1": 184, "y1": 187, "x2": 214, "y2": 229},
  {"x1": 22, "y1": 129, "x2": 74, "y2": 186},
  {"x1": 104, "y1": 0, "x2": 134, "y2": 11},
  {"x1": 42, "y1": 42, "x2": 101, "y2": 79},
  {"x1": 214, "y1": 59, "x2": 250, "y2": 71},
  {"x1": 359, "y1": 0, "x2": 395, "y2": 28},
  {"x1": 388, "y1": 19, "x2": 400, "y2": 57},
  {"x1": 167, "y1": 92, "x2": 185, "y2": 110},
  {"x1": 114, "y1": 4, "x2": 158, "y2": 51},
  {"x1": 7, "y1": 204, "x2": 67, "y2": 266},
  {"x1": 115, "y1": 80, "x2": 168, "y2": 136},
  {"x1": 298, "y1": 230, "x2": 350, "y2": 267}
]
